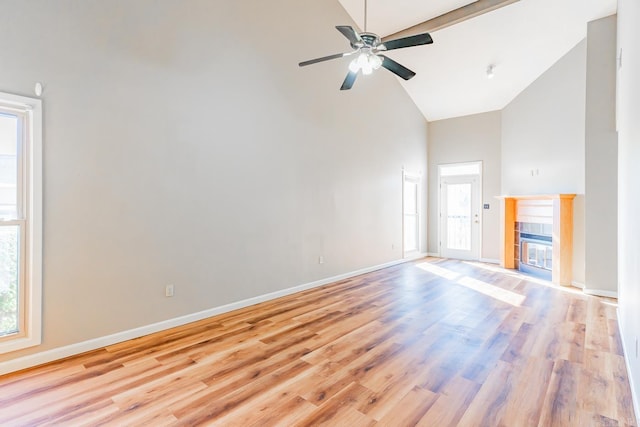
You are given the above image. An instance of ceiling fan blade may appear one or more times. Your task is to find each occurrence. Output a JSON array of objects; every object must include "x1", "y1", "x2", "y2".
[
  {"x1": 336, "y1": 26, "x2": 363, "y2": 45},
  {"x1": 299, "y1": 52, "x2": 348, "y2": 67},
  {"x1": 340, "y1": 70, "x2": 358, "y2": 90},
  {"x1": 381, "y1": 33, "x2": 433, "y2": 51},
  {"x1": 380, "y1": 55, "x2": 416, "y2": 80}
]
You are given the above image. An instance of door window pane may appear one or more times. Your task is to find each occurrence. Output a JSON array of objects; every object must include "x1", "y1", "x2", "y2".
[
  {"x1": 0, "y1": 225, "x2": 19, "y2": 336},
  {"x1": 446, "y1": 183, "x2": 471, "y2": 250},
  {"x1": 440, "y1": 163, "x2": 481, "y2": 177},
  {"x1": 0, "y1": 114, "x2": 19, "y2": 220}
]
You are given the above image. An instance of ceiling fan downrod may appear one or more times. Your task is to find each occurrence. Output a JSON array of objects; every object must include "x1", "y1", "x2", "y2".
[{"x1": 364, "y1": 0, "x2": 368, "y2": 32}]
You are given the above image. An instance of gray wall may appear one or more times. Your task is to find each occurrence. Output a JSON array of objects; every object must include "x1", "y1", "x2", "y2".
[
  {"x1": 617, "y1": 0, "x2": 640, "y2": 415},
  {"x1": 427, "y1": 111, "x2": 502, "y2": 261},
  {"x1": 501, "y1": 40, "x2": 587, "y2": 285},
  {"x1": 0, "y1": 0, "x2": 428, "y2": 362},
  {"x1": 585, "y1": 15, "x2": 618, "y2": 295}
]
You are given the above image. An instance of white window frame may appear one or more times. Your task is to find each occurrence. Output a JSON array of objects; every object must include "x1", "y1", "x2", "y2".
[{"x1": 0, "y1": 91, "x2": 42, "y2": 353}]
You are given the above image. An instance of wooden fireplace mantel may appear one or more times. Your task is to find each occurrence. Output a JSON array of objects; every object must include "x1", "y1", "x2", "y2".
[{"x1": 497, "y1": 194, "x2": 576, "y2": 285}]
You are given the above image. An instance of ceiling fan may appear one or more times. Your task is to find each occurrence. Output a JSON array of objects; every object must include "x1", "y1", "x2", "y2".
[{"x1": 298, "y1": 1, "x2": 433, "y2": 90}]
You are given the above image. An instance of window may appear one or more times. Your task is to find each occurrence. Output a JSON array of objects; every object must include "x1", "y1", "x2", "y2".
[
  {"x1": 439, "y1": 162, "x2": 481, "y2": 177},
  {"x1": 0, "y1": 92, "x2": 42, "y2": 353},
  {"x1": 403, "y1": 173, "x2": 420, "y2": 256}
]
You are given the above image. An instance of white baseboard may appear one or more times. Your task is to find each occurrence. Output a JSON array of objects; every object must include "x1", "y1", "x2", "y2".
[
  {"x1": 405, "y1": 252, "x2": 429, "y2": 261},
  {"x1": 582, "y1": 288, "x2": 618, "y2": 299},
  {"x1": 425, "y1": 254, "x2": 498, "y2": 265},
  {"x1": 0, "y1": 255, "x2": 428, "y2": 376},
  {"x1": 571, "y1": 281, "x2": 618, "y2": 299},
  {"x1": 617, "y1": 310, "x2": 640, "y2": 424}
]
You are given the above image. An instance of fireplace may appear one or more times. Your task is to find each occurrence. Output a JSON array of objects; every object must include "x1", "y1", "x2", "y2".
[
  {"x1": 498, "y1": 194, "x2": 575, "y2": 285},
  {"x1": 517, "y1": 222, "x2": 552, "y2": 280}
]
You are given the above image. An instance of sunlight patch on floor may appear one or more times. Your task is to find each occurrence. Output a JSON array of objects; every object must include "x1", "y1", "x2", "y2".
[
  {"x1": 462, "y1": 261, "x2": 586, "y2": 297},
  {"x1": 415, "y1": 262, "x2": 461, "y2": 280},
  {"x1": 416, "y1": 261, "x2": 525, "y2": 306},
  {"x1": 456, "y1": 276, "x2": 525, "y2": 307}
]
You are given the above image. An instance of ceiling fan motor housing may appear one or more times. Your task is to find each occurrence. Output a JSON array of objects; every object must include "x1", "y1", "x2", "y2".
[{"x1": 353, "y1": 32, "x2": 383, "y2": 50}]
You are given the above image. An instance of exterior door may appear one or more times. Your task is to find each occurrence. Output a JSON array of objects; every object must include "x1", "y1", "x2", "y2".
[{"x1": 440, "y1": 175, "x2": 480, "y2": 260}]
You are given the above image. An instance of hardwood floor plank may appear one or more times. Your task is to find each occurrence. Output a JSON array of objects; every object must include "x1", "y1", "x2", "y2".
[
  {"x1": 170, "y1": 359, "x2": 313, "y2": 425},
  {"x1": 0, "y1": 258, "x2": 635, "y2": 426},
  {"x1": 461, "y1": 330, "x2": 512, "y2": 384},
  {"x1": 611, "y1": 351, "x2": 637, "y2": 426},
  {"x1": 608, "y1": 317, "x2": 626, "y2": 357},
  {"x1": 294, "y1": 382, "x2": 377, "y2": 426},
  {"x1": 585, "y1": 297, "x2": 612, "y2": 352},
  {"x1": 376, "y1": 385, "x2": 438, "y2": 426},
  {"x1": 416, "y1": 376, "x2": 482, "y2": 427},
  {"x1": 538, "y1": 359, "x2": 582, "y2": 426},
  {"x1": 456, "y1": 360, "x2": 516, "y2": 426},
  {"x1": 498, "y1": 356, "x2": 554, "y2": 425},
  {"x1": 243, "y1": 396, "x2": 319, "y2": 427},
  {"x1": 579, "y1": 349, "x2": 618, "y2": 421}
]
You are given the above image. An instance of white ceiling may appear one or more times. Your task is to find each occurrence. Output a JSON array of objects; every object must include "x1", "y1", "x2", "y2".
[{"x1": 337, "y1": 0, "x2": 617, "y2": 121}]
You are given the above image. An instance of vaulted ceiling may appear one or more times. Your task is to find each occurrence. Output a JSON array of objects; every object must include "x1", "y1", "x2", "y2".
[{"x1": 336, "y1": 0, "x2": 617, "y2": 121}]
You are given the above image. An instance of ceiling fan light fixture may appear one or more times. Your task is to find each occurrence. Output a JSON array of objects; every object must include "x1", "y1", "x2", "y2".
[
  {"x1": 369, "y1": 54, "x2": 383, "y2": 70},
  {"x1": 349, "y1": 58, "x2": 360, "y2": 73},
  {"x1": 349, "y1": 52, "x2": 383, "y2": 75}
]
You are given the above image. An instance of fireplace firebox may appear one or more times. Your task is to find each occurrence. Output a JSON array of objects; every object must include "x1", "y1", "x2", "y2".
[{"x1": 519, "y1": 232, "x2": 552, "y2": 280}]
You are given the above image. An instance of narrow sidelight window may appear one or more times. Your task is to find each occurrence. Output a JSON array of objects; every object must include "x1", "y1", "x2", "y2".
[{"x1": 403, "y1": 173, "x2": 420, "y2": 256}]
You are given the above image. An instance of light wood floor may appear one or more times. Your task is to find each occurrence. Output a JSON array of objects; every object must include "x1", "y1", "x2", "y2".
[{"x1": 0, "y1": 258, "x2": 636, "y2": 426}]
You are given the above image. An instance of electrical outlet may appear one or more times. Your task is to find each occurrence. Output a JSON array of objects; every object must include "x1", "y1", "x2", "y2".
[
  {"x1": 165, "y1": 284, "x2": 175, "y2": 297},
  {"x1": 318, "y1": 256, "x2": 324, "y2": 264}
]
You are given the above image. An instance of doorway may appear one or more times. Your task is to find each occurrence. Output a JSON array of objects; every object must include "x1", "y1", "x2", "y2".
[{"x1": 438, "y1": 162, "x2": 482, "y2": 260}]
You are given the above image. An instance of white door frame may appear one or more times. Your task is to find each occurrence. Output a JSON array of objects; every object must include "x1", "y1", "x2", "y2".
[{"x1": 437, "y1": 161, "x2": 482, "y2": 260}]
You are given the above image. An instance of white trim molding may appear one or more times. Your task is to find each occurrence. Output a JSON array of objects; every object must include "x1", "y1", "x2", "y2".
[
  {"x1": 0, "y1": 254, "x2": 428, "y2": 375},
  {"x1": 582, "y1": 288, "x2": 618, "y2": 299},
  {"x1": 572, "y1": 281, "x2": 618, "y2": 298},
  {"x1": 0, "y1": 91, "x2": 43, "y2": 355}
]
